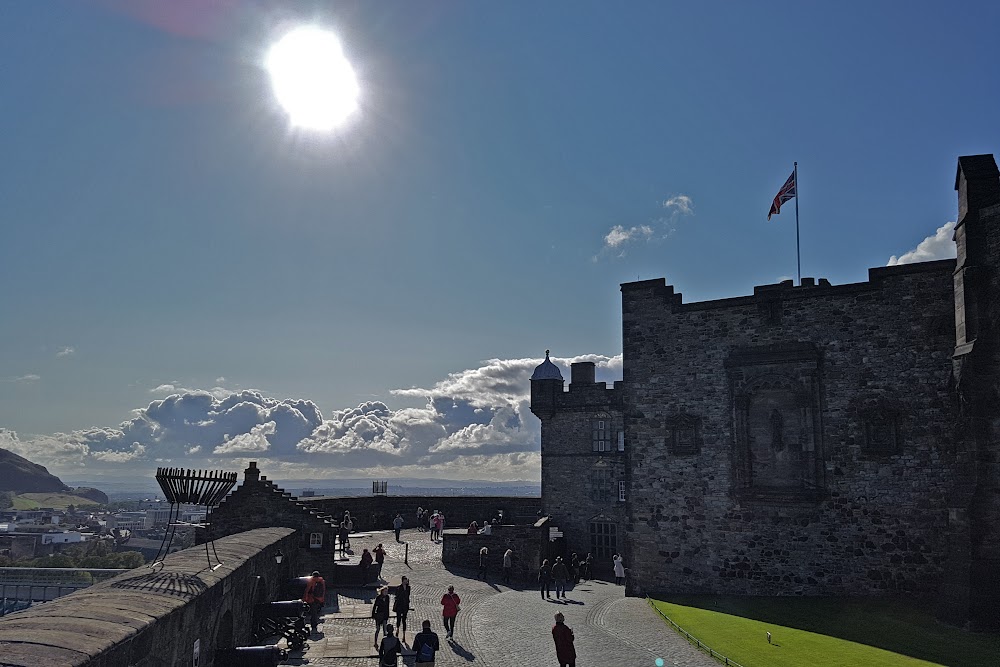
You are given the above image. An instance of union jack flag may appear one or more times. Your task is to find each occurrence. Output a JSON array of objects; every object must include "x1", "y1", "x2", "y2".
[{"x1": 767, "y1": 171, "x2": 796, "y2": 220}]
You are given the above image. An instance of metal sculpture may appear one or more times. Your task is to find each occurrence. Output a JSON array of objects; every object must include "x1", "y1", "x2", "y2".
[{"x1": 150, "y1": 467, "x2": 238, "y2": 571}]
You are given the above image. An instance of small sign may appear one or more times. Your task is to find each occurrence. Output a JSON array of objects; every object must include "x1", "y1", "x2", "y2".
[{"x1": 193, "y1": 638, "x2": 200, "y2": 667}]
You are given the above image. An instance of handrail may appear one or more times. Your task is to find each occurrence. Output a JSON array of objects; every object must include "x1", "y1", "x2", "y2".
[{"x1": 647, "y1": 598, "x2": 748, "y2": 667}]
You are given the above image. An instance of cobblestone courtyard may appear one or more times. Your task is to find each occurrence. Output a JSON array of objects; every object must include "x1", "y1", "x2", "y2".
[{"x1": 282, "y1": 528, "x2": 715, "y2": 667}]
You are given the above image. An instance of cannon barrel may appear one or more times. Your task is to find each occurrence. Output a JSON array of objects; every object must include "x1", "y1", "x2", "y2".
[
  {"x1": 257, "y1": 600, "x2": 306, "y2": 617},
  {"x1": 215, "y1": 646, "x2": 286, "y2": 667}
]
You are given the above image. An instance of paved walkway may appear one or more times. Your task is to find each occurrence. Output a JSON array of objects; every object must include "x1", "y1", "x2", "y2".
[{"x1": 281, "y1": 529, "x2": 716, "y2": 667}]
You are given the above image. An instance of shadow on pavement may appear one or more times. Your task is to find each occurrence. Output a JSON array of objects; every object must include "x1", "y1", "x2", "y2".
[{"x1": 448, "y1": 638, "x2": 476, "y2": 661}]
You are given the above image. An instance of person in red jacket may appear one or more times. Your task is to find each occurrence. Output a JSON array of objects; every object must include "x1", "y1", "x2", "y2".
[
  {"x1": 551, "y1": 612, "x2": 576, "y2": 667},
  {"x1": 440, "y1": 584, "x2": 460, "y2": 638},
  {"x1": 302, "y1": 570, "x2": 326, "y2": 635}
]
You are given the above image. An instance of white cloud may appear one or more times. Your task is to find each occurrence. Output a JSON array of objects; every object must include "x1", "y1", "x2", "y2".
[
  {"x1": 663, "y1": 195, "x2": 694, "y2": 215},
  {"x1": 15, "y1": 374, "x2": 40, "y2": 382},
  {"x1": 887, "y1": 221, "x2": 957, "y2": 266},
  {"x1": 599, "y1": 194, "x2": 694, "y2": 256},
  {"x1": 215, "y1": 377, "x2": 226, "y2": 383},
  {"x1": 150, "y1": 384, "x2": 178, "y2": 394},
  {"x1": 7, "y1": 354, "x2": 622, "y2": 482},
  {"x1": 56, "y1": 347, "x2": 75, "y2": 358},
  {"x1": 214, "y1": 421, "x2": 275, "y2": 454},
  {"x1": 604, "y1": 225, "x2": 654, "y2": 249}
]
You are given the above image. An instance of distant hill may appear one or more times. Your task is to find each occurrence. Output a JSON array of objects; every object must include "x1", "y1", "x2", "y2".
[
  {"x1": 0, "y1": 447, "x2": 70, "y2": 494},
  {"x1": 14, "y1": 492, "x2": 106, "y2": 510}
]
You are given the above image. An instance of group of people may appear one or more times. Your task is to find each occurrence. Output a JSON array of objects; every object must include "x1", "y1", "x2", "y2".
[
  {"x1": 476, "y1": 546, "x2": 516, "y2": 584},
  {"x1": 538, "y1": 553, "x2": 623, "y2": 598},
  {"x1": 370, "y1": 578, "x2": 462, "y2": 666},
  {"x1": 304, "y1": 567, "x2": 578, "y2": 667}
]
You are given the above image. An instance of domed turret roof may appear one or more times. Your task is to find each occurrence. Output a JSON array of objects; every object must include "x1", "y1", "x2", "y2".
[{"x1": 530, "y1": 350, "x2": 564, "y2": 381}]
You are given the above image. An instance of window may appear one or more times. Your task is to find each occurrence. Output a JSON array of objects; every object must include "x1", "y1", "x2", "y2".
[
  {"x1": 618, "y1": 480, "x2": 626, "y2": 502},
  {"x1": 592, "y1": 418, "x2": 610, "y2": 452},
  {"x1": 309, "y1": 532, "x2": 323, "y2": 549},
  {"x1": 589, "y1": 468, "x2": 613, "y2": 502},
  {"x1": 617, "y1": 430, "x2": 625, "y2": 452},
  {"x1": 589, "y1": 521, "x2": 617, "y2": 559},
  {"x1": 665, "y1": 413, "x2": 701, "y2": 456}
]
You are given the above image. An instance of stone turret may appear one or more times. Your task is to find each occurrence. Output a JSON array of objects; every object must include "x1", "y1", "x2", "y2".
[
  {"x1": 947, "y1": 153, "x2": 1000, "y2": 629},
  {"x1": 530, "y1": 350, "x2": 564, "y2": 420}
]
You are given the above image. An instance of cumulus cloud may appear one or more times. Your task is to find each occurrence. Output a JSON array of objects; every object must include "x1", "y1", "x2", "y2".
[
  {"x1": 56, "y1": 347, "x2": 75, "y2": 358},
  {"x1": 887, "y1": 221, "x2": 957, "y2": 266},
  {"x1": 15, "y1": 374, "x2": 41, "y2": 382},
  {"x1": 8, "y1": 354, "x2": 622, "y2": 482},
  {"x1": 214, "y1": 421, "x2": 275, "y2": 454}
]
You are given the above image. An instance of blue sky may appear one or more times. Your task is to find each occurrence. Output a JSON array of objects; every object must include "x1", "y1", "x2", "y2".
[{"x1": 1, "y1": 1, "x2": 997, "y2": 485}]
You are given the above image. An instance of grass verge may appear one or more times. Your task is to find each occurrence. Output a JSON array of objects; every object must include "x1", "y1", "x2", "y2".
[{"x1": 650, "y1": 596, "x2": 1000, "y2": 667}]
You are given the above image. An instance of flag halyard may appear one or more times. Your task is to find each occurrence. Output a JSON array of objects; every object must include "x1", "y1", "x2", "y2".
[{"x1": 767, "y1": 171, "x2": 797, "y2": 220}]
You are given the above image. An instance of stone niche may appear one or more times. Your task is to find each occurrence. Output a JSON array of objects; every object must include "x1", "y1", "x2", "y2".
[{"x1": 726, "y1": 342, "x2": 825, "y2": 500}]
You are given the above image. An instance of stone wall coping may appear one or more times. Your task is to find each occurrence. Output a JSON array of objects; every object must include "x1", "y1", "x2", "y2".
[{"x1": 0, "y1": 527, "x2": 294, "y2": 666}]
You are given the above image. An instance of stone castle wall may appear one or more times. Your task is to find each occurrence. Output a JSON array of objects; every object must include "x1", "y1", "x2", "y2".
[
  {"x1": 621, "y1": 260, "x2": 960, "y2": 597},
  {"x1": 302, "y1": 495, "x2": 541, "y2": 532},
  {"x1": 0, "y1": 528, "x2": 298, "y2": 667}
]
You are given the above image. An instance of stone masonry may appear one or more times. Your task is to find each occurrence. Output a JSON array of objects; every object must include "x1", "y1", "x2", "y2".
[{"x1": 532, "y1": 154, "x2": 1000, "y2": 629}]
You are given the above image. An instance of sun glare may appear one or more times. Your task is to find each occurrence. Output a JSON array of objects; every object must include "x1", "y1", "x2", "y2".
[{"x1": 266, "y1": 26, "x2": 360, "y2": 131}]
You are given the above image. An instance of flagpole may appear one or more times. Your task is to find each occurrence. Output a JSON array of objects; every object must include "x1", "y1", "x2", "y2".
[{"x1": 794, "y1": 161, "x2": 800, "y2": 285}]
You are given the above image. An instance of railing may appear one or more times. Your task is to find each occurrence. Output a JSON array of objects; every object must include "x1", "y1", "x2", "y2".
[
  {"x1": 647, "y1": 598, "x2": 747, "y2": 667},
  {"x1": 0, "y1": 568, "x2": 129, "y2": 617}
]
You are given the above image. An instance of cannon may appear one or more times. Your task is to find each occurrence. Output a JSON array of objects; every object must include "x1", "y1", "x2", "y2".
[
  {"x1": 214, "y1": 646, "x2": 287, "y2": 667},
  {"x1": 253, "y1": 600, "x2": 310, "y2": 651}
]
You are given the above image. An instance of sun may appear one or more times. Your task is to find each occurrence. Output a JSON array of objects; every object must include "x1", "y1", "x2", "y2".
[{"x1": 266, "y1": 26, "x2": 360, "y2": 131}]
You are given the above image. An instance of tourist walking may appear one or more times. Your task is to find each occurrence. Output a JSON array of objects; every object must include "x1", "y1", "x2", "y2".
[
  {"x1": 570, "y1": 553, "x2": 580, "y2": 584},
  {"x1": 378, "y1": 623, "x2": 402, "y2": 667},
  {"x1": 583, "y1": 553, "x2": 593, "y2": 581},
  {"x1": 374, "y1": 543, "x2": 387, "y2": 573},
  {"x1": 339, "y1": 520, "x2": 350, "y2": 556},
  {"x1": 430, "y1": 511, "x2": 440, "y2": 541},
  {"x1": 416, "y1": 506, "x2": 425, "y2": 532},
  {"x1": 393, "y1": 576, "x2": 411, "y2": 642},
  {"x1": 440, "y1": 584, "x2": 460, "y2": 638},
  {"x1": 393, "y1": 513, "x2": 404, "y2": 542},
  {"x1": 503, "y1": 548, "x2": 514, "y2": 585},
  {"x1": 538, "y1": 559, "x2": 552, "y2": 599},
  {"x1": 551, "y1": 556, "x2": 569, "y2": 599},
  {"x1": 478, "y1": 546, "x2": 489, "y2": 580},
  {"x1": 372, "y1": 585, "x2": 391, "y2": 648},
  {"x1": 412, "y1": 619, "x2": 440, "y2": 664},
  {"x1": 302, "y1": 570, "x2": 326, "y2": 635},
  {"x1": 613, "y1": 554, "x2": 625, "y2": 585},
  {"x1": 551, "y1": 612, "x2": 576, "y2": 667},
  {"x1": 360, "y1": 548, "x2": 374, "y2": 583}
]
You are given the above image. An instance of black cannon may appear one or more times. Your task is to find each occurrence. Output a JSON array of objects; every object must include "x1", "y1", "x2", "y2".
[
  {"x1": 215, "y1": 646, "x2": 287, "y2": 667},
  {"x1": 253, "y1": 600, "x2": 310, "y2": 651}
]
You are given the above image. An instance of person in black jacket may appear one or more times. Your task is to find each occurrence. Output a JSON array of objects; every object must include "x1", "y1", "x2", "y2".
[
  {"x1": 538, "y1": 559, "x2": 552, "y2": 599},
  {"x1": 372, "y1": 586, "x2": 391, "y2": 649},
  {"x1": 412, "y1": 619, "x2": 440, "y2": 664},
  {"x1": 393, "y1": 576, "x2": 412, "y2": 642},
  {"x1": 378, "y1": 623, "x2": 402, "y2": 667}
]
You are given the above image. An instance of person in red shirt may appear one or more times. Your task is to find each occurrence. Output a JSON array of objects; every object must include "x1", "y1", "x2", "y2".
[
  {"x1": 551, "y1": 612, "x2": 576, "y2": 667},
  {"x1": 440, "y1": 584, "x2": 460, "y2": 638},
  {"x1": 302, "y1": 570, "x2": 326, "y2": 635}
]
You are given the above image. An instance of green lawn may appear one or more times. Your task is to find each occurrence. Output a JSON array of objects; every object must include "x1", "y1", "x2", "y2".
[
  {"x1": 13, "y1": 493, "x2": 100, "y2": 510},
  {"x1": 650, "y1": 596, "x2": 1000, "y2": 667}
]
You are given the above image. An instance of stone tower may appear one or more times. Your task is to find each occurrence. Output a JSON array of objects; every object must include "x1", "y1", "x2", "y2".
[
  {"x1": 947, "y1": 154, "x2": 1000, "y2": 628},
  {"x1": 530, "y1": 353, "x2": 627, "y2": 568}
]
